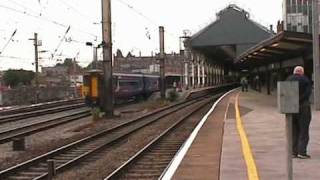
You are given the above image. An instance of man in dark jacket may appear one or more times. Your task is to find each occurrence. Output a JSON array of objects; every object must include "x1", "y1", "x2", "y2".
[{"x1": 287, "y1": 66, "x2": 312, "y2": 159}]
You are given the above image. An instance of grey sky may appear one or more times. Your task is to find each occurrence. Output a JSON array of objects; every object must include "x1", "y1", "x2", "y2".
[{"x1": 0, "y1": 0, "x2": 282, "y2": 71}]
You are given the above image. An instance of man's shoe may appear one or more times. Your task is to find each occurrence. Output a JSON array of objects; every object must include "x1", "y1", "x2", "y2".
[
  {"x1": 297, "y1": 154, "x2": 311, "y2": 159},
  {"x1": 292, "y1": 154, "x2": 298, "y2": 158}
]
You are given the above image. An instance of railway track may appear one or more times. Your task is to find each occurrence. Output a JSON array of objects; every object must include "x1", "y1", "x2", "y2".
[
  {"x1": 0, "y1": 109, "x2": 91, "y2": 145},
  {"x1": 105, "y1": 94, "x2": 221, "y2": 180},
  {"x1": 0, "y1": 94, "x2": 213, "y2": 180},
  {"x1": 0, "y1": 99, "x2": 83, "y2": 116},
  {"x1": 0, "y1": 103, "x2": 86, "y2": 125}
]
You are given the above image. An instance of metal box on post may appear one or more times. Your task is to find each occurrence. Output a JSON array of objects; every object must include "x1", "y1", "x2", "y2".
[
  {"x1": 277, "y1": 81, "x2": 299, "y2": 114},
  {"x1": 277, "y1": 81, "x2": 299, "y2": 180}
]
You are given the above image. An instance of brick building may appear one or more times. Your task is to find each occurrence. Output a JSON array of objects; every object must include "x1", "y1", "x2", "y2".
[
  {"x1": 113, "y1": 51, "x2": 185, "y2": 86},
  {"x1": 113, "y1": 52, "x2": 183, "y2": 75}
]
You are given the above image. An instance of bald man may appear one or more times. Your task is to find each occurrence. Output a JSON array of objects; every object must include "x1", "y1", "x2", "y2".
[{"x1": 287, "y1": 66, "x2": 312, "y2": 159}]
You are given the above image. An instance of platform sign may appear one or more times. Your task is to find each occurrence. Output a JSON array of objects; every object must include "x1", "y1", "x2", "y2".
[{"x1": 277, "y1": 81, "x2": 299, "y2": 114}]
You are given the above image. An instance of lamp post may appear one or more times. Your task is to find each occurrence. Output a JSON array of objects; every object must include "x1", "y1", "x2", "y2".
[{"x1": 29, "y1": 33, "x2": 40, "y2": 103}]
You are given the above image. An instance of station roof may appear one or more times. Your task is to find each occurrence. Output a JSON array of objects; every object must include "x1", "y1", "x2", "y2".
[
  {"x1": 188, "y1": 4, "x2": 274, "y2": 64},
  {"x1": 235, "y1": 31, "x2": 313, "y2": 68}
]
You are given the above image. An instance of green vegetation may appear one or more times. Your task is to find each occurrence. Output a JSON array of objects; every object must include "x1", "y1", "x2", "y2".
[
  {"x1": 3, "y1": 69, "x2": 35, "y2": 87},
  {"x1": 168, "y1": 90, "x2": 179, "y2": 102}
]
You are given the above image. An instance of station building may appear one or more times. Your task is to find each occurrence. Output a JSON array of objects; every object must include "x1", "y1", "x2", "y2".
[
  {"x1": 181, "y1": 4, "x2": 274, "y2": 89},
  {"x1": 282, "y1": 0, "x2": 320, "y2": 33}
]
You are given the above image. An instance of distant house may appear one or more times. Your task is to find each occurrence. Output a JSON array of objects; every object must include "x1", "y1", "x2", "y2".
[
  {"x1": 41, "y1": 65, "x2": 83, "y2": 87},
  {"x1": 41, "y1": 66, "x2": 69, "y2": 87}
]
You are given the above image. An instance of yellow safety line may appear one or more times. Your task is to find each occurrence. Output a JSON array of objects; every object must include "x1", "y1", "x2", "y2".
[{"x1": 235, "y1": 93, "x2": 260, "y2": 180}]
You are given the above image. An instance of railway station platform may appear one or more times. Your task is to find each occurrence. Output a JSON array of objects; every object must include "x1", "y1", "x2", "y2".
[{"x1": 162, "y1": 89, "x2": 320, "y2": 180}]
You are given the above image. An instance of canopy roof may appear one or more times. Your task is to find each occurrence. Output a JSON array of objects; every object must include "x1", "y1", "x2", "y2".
[{"x1": 235, "y1": 31, "x2": 313, "y2": 68}]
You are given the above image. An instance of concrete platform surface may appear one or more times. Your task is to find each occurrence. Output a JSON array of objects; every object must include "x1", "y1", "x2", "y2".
[
  {"x1": 222, "y1": 90, "x2": 320, "y2": 180},
  {"x1": 166, "y1": 89, "x2": 320, "y2": 180}
]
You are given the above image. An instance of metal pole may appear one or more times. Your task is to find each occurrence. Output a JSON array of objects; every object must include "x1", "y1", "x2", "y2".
[
  {"x1": 202, "y1": 61, "x2": 205, "y2": 87},
  {"x1": 94, "y1": 47, "x2": 98, "y2": 69},
  {"x1": 313, "y1": 0, "x2": 320, "y2": 110},
  {"x1": 34, "y1": 33, "x2": 39, "y2": 104},
  {"x1": 73, "y1": 58, "x2": 77, "y2": 98},
  {"x1": 92, "y1": 47, "x2": 96, "y2": 69},
  {"x1": 197, "y1": 56, "x2": 201, "y2": 87},
  {"x1": 192, "y1": 61, "x2": 195, "y2": 88},
  {"x1": 184, "y1": 42, "x2": 190, "y2": 89},
  {"x1": 47, "y1": 159, "x2": 56, "y2": 180},
  {"x1": 101, "y1": 0, "x2": 114, "y2": 116},
  {"x1": 184, "y1": 61, "x2": 188, "y2": 89},
  {"x1": 159, "y1": 26, "x2": 166, "y2": 99},
  {"x1": 285, "y1": 114, "x2": 293, "y2": 180}
]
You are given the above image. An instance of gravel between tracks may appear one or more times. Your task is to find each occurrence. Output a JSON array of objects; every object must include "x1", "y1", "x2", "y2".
[
  {"x1": 53, "y1": 100, "x2": 213, "y2": 180},
  {"x1": 0, "y1": 100, "x2": 170, "y2": 171}
]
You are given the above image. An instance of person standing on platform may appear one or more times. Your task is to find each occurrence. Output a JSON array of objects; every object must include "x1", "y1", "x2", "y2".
[
  {"x1": 173, "y1": 81, "x2": 177, "y2": 92},
  {"x1": 240, "y1": 76, "x2": 248, "y2": 92},
  {"x1": 287, "y1": 66, "x2": 312, "y2": 159},
  {"x1": 255, "y1": 75, "x2": 261, "y2": 91}
]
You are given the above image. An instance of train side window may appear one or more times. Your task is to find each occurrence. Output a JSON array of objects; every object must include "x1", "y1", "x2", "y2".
[{"x1": 119, "y1": 80, "x2": 140, "y2": 89}]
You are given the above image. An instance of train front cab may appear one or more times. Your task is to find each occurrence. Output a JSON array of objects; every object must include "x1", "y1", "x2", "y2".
[{"x1": 83, "y1": 70, "x2": 103, "y2": 108}]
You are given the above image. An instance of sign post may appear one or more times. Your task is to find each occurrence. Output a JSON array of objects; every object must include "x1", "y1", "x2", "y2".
[{"x1": 277, "y1": 81, "x2": 299, "y2": 180}]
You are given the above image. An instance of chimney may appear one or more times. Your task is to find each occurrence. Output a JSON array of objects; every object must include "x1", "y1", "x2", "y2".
[
  {"x1": 270, "y1": 25, "x2": 273, "y2": 32},
  {"x1": 277, "y1": 20, "x2": 284, "y2": 33},
  {"x1": 180, "y1": 50, "x2": 184, "y2": 56}
]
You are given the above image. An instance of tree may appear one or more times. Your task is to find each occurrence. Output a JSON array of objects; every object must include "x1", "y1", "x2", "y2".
[{"x1": 3, "y1": 69, "x2": 35, "y2": 87}]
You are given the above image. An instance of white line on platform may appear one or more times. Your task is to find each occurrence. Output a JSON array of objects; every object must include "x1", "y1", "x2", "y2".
[{"x1": 160, "y1": 88, "x2": 237, "y2": 180}]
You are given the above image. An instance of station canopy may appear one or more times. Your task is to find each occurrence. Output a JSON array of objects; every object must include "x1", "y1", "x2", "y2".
[
  {"x1": 187, "y1": 4, "x2": 274, "y2": 64},
  {"x1": 235, "y1": 31, "x2": 313, "y2": 68}
]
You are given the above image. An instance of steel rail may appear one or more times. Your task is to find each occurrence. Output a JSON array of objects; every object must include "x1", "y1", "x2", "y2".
[
  {"x1": 104, "y1": 94, "x2": 220, "y2": 179},
  {"x1": 0, "y1": 103, "x2": 86, "y2": 124},
  {"x1": 0, "y1": 110, "x2": 91, "y2": 144},
  {"x1": 0, "y1": 99, "x2": 83, "y2": 116},
  {"x1": 0, "y1": 84, "x2": 237, "y2": 179},
  {"x1": 0, "y1": 97, "x2": 203, "y2": 179}
]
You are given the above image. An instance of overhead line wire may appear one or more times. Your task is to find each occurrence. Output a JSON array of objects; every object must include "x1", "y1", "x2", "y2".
[
  {"x1": 51, "y1": 26, "x2": 71, "y2": 60},
  {"x1": 0, "y1": 29, "x2": 17, "y2": 55},
  {"x1": 116, "y1": 0, "x2": 158, "y2": 26},
  {"x1": 6, "y1": 0, "x2": 40, "y2": 15},
  {"x1": 56, "y1": 0, "x2": 98, "y2": 24},
  {"x1": 0, "y1": 4, "x2": 97, "y2": 38},
  {"x1": 0, "y1": 55, "x2": 31, "y2": 61},
  {"x1": 115, "y1": 0, "x2": 180, "y2": 47}
]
